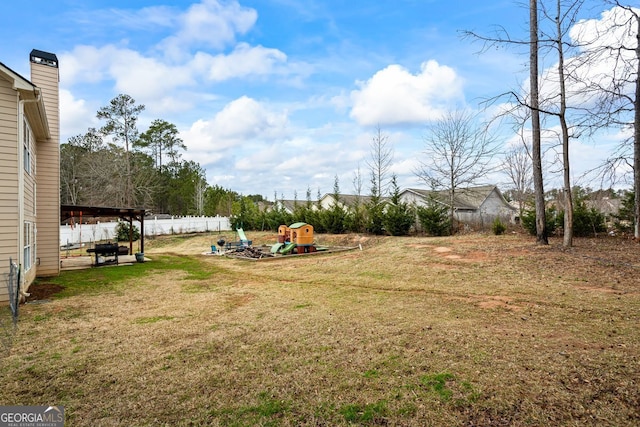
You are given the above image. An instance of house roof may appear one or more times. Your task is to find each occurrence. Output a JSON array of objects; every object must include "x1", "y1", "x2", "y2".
[
  {"x1": 277, "y1": 199, "x2": 304, "y2": 212},
  {"x1": 0, "y1": 61, "x2": 50, "y2": 139},
  {"x1": 338, "y1": 194, "x2": 378, "y2": 206},
  {"x1": 455, "y1": 185, "x2": 503, "y2": 209},
  {"x1": 0, "y1": 61, "x2": 34, "y2": 91},
  {"x1": 586, "y1": 198, "x2": 621, "y2": 215},
  {"x1": 402, "y1": 185, "x2": 514, "y2": 211},
  {"x1": 320, "y1": 193, "x2": 388, "y2": 208}
]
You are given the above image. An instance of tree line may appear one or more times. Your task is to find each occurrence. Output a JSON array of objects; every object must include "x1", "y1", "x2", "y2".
[{"x1": 60, "y1": 94, "x2": 239, "y2": 217}]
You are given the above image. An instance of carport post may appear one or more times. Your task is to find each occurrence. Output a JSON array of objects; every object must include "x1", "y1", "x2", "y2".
[{"x1": 140, "y1": 214, "x2": 144, "y2": 254}]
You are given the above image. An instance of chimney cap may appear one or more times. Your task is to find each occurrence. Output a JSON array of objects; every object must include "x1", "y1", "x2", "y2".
[{"x1": 30, "y1": 49, "x2": 58, "y2": 68}]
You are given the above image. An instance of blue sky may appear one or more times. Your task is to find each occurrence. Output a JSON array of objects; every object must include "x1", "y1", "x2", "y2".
[{"x1": 1, "y1": 0, "x2": 635, "y2": 200}]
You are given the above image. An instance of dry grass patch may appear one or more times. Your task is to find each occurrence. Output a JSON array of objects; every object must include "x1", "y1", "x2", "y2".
[{"x1": 1, "y1": 232, "x2": 639, "y2": 426}]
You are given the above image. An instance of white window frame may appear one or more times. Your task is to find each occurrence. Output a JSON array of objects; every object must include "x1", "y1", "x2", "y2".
[
  {"x1": 24, "y1": 222, "x2": 32, "y2": 271},
  {"x1": 23, "y1": 119, "x2": 32, "y2": 174}
]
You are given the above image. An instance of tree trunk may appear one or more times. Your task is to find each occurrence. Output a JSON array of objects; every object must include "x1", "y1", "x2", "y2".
[
  {"x1": 634, "y1": 15, "x2": 640, "y2": 239},
  {"x1": 450, "y1": 163, "x2": 456, "y2": 235},
  {"x1": 530, "y1": 0, "x2": 548, "y2": 244},
  {"x1": 557, "y1": 0, "x2": 573, "y2": 247}
]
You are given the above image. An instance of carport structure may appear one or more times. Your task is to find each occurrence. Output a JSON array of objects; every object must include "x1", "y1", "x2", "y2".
[{"x1": 61, "y1": 205, "x2": 146, "y2": 255}]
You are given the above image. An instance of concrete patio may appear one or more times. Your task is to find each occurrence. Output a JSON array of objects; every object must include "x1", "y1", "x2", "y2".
[{"x1": 60, "y1": 254, "x2": 149, "y2": 271}]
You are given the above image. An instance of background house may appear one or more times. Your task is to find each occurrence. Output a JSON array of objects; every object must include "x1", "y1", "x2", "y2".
[
  {"x1": 400, "y1": 185, "x2": 516, "y2": 228},
  {"x1": 318, "y1": 194, "x2": 383, "y2": 211},
  {"x1": 0, "y1": 50, "x2": 60, "y2": 304},
  {"x1": 273, "y1": 199, "x2": 299, "y2": 214}
]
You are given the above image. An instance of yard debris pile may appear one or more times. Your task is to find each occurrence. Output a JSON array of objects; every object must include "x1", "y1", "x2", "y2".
[{"x1": 227, "y1": 246, "x2": 274, "y2": 259}]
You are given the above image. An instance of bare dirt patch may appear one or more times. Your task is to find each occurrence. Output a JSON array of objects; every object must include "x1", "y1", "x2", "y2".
[
  {"x1": 476, "y1": 295, "x2": 522, "y2": 311},
  {"x1": 574, "y1": 285, "x2": 627, "y2": 294},
  {"x1": 450, "y1": 295, "x2": 523, "y2": 311},
  {"x1": 25, "y1": 282, "x2": 65, "y2": 302},
  {"x1": 405, "y1": 244, "x2": 433, "y2": 249}
]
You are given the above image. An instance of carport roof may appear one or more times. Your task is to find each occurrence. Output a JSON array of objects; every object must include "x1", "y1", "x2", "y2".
[{"x1": 61, "y1": 205, "x2": 145, "y2": 220}]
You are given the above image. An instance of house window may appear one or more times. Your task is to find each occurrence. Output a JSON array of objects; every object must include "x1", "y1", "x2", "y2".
[
  {"x1": 23, "y1": 120, "x2": 32, "y2": 174},
  {"x1": 24, "y1": 222, "x2": 32, "y2": 271}
]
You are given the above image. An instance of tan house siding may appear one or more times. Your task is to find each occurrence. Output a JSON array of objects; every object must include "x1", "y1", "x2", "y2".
[
  {"x1": 0, "y1": 74, "x2": 19, "y2": 302},
  {"x1": 23, "y1": 122, "x2": 37, "y2": 286},
  {"x1": 0, "y1": 50, "x2": 59, "y2": 304},
  {"x1": 23, "y1": 124, "x2": 36, "y2": 215},
  {"x1": 31, "y1": 58, "x2": 60, "y2": 278}
]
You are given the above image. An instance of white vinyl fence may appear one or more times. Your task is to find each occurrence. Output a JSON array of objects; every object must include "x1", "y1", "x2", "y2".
[{"x1": 60, "y1": 216, "x2": 231, "y2": 247}]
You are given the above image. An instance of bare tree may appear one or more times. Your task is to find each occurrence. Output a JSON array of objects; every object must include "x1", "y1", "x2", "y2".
[
  {"x1": 84, "y1": 147, "x2": 129, "y2": 207},
  {"x1": 502, "y1": 140, "x2": 534, "y2": 218},
  {"x1": 349, "y1": 165, "x2": 367, "y2": 233},
  {"x1": 530, "y1": 0, "x2": 549, "y2": 244},
  {"x1": 61, "y1": 134, "x2": 90, "y2": 205},
  {"x1": 416, "y1": 109, "x2": 498, "y2": 233},
  {"x1": 537, "y1": 0, "x2": 587, "y2": 247},
  {"x1": 60, "y1": 128, "x2": 106, "y2": 205},
  {"x1": 366, "y1": 125, "x2": 393, "y2": 197},
  {"x1": 353, "y1": 164, "x2": 364, "y2": 197},
  {"x1": 193, "y1": 178, "x2": 206, "y2": 216},
  {"x1": 60, "y1": 144, "x2": 82, "y2": 205},
  {"x1": 469, "y1": 0, "x2": 590, "y2": 245},
  {"x1": 553, "y1": 0, "x2": 573, "y2": 246},
  {"x1": 462, "y1": 0, "x2": 549, "y2": 243},
  {"x1": 574, "y1": 2, "x2": 640, "y2": 237}
]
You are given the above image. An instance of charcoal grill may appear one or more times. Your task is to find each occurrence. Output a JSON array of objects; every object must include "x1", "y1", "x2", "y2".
[{"x1": 87, "y1": 242, "x2": 119, "y2": 266}]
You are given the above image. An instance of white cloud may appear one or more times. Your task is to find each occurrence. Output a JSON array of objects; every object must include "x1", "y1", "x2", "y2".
[
  {"x1": 349, "y1": 60, "x2": 464, "y2": 126},
  {"x1": 182, "y1": 96, "x2": 289, "y2": 155},
  {"x1": 571, "y1": 6, "x2": 640, "y2": 51},
  {"x1": 59, "y1": 89, "x2": 99, "y2": 140},
  {"x1": 132, "y1": 6, "x2": 177, "y2": 28},
  {"x1": 235, "y1": 146, "x2": 282, "y2": 171},
  {"x1": 60, "y1": 2, "x2": 295, "y2": 110},
  {"x1": 110, "y1": 51, "x2": 194, "y2": 99},
  {"x1": 60, "y1": 46, "x2": 113, "y2": 85},
  {"x1": 193, "y1": 121, "x2": 375, "y2": 196},
  {"x1": 60, "y1": 45, "x2": 195, "y2": 109},
  {"x1": 532, "y1": 6, "x2": 640, "y2": 112},
  {"x1": 197, "y1": 43, "x2": 288, "y2": 81},
  {"x1": 62, "y1": 42, "x2": 293, "y2": 109},
  {"x1": 157, "y1": 0, "x2": 257, "y2": 60},
  {"x1": 66, "y1": 5, "x2": 177, "y2": 32},
  {"x1": 211, "y1": 96, "x2": 289, "y2": 140}
]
